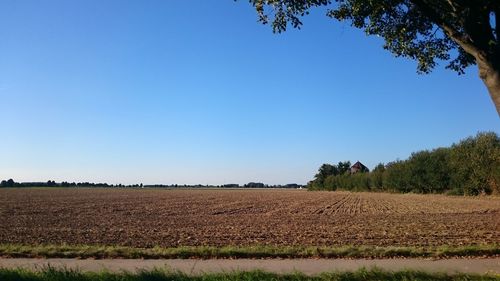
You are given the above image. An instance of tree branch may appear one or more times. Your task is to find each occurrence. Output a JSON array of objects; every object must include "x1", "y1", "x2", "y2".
[
  {"x1": 446, "y1": 0, "x2": 458, "y2": 15},
  {"x1": 410, "y1": 0, "x2": 483, "y2": 58},
  {"x1": 441, "y1": 25, "x2": 482, "y2": 58}
]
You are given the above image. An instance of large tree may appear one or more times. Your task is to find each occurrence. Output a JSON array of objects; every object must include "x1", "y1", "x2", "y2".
[{"x1": 247, "y1": 0, "x2": 500, "y2": 115}]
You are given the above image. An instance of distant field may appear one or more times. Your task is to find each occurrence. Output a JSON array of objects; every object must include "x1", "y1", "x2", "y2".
[{"x1": 0, "y1": 189, "x2": 498, "y2": 248}]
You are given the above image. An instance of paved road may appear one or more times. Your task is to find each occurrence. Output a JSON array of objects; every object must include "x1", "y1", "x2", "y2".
[{"x1": 0, "y1": 258, "x2": 499, "y2": 275}]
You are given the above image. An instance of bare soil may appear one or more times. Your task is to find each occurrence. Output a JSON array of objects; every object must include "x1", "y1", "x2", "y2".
[{"x1": 0, "y1": 189, "x2": 498, "y2": 247}]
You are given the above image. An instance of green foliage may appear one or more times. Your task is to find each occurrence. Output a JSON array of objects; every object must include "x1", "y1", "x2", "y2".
[
  {"x1": 308, "y1": 132, "x2": 500, "y2": 195},
  {"x1": 327, "y1": 0, "x2": 464, "y2": 74},
  {"x1": 371, "y1": 163, "x2": 385, "y2": 189},
  {"x1": 315, "y1": 164, "x2": 338, "y2": 185},
  {"x1": 1, "y1": 243, "x2": 498, "y2": 259},
  {"x1": 309, "y1": 161, "x2": 352, "y2": 190},
  {"x1": 337, "y1": 161, "x2": 352, "y2": 174},
  {"x1": 310, "y1": 162, "x2": 350, "y2": 189},
  {"x1": 0, "y1": 266, "x2": 498, "y2": 281},
  {"x1": 383, "y1": 160, "x2": 412, "y2": 193},
  {"x1": 323, "y1": 174, "x2": 338, "y2": 191},
  {"x1": 397, "y1": 148, "x2": 452, "y2": 194},
  {"x1": 449, "y1": 132, "x2": 500, "y2": 195},
  {"x1": 248, "y1": 0, "x2": 499, "y2": 75}
]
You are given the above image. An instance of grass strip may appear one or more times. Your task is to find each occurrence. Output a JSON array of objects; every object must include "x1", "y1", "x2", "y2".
[
  {"x1": 0, "y1": 244, "x2": 498, "y2": 259},
  {"x1": 0, "y1": 267, "x2": 498, "y2": 281}
]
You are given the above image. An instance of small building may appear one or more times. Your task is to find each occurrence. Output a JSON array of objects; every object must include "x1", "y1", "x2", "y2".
[{"x1": 350, "y1": 161, "x2": 369, "y2": 174}]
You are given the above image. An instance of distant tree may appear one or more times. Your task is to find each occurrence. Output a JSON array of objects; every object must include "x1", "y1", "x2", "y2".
[
  {"x1": 314, "y1": 163, "x2": 338, "y2": 186},
  {"x1": 46, "y1": 180, "x2": 57, "y2": 187},
  {"x1": 383, "y1": 160, "x2": 412, "y2": 192},
  {"x1": 244, "y1": 182, "x2": 266, "y2": 188},
  {"x1": 1, "y1": 179, "x2": 16, "y2": 187},
  {"x1": 247, "y1": 0, "x2": 500, "y2": 115},
  {"x1": 337, "y1": 161, "x2": 351, "y2": 174},
  {"x1": 450, "y1": 132, "x2": 500, "y2": 195},
  {"x1": 371, "y1": 163, "x2": 386, "y2": 189},
  {"x1": 351, "y1": 172, "x2": 371, "y2": 191},
  {"x1": 406, "y1": 148, "x2": 451, "y2": 193},
  {"x1": 323, "y1": 174, "x2": 338, "y2": 190}
]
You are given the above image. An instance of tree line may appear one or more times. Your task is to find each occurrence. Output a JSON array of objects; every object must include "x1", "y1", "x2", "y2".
[
  {"x1": 0, "y1": 180, "x2": 303, "y2": 189},
  {"x1": 0, "y1": 180, "x2": 142, "y2": 188},
  {"x1": 308, "y1": 132, "x2": 500, "y2": 195}
]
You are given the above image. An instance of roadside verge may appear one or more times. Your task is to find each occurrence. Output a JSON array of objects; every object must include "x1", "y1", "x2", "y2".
[{"x1": 0, "y1": 244, "x2": 498, "y2": 259}]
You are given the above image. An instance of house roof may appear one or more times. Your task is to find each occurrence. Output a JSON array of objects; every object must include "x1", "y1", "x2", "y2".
[{"x1": 351, "y1": 161, "x2": 368, "y2": 169}]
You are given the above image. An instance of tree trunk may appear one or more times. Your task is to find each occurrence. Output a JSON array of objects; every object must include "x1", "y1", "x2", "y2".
[{"x1": 477, "y1": 57, "x2": 500, "y2": 116}]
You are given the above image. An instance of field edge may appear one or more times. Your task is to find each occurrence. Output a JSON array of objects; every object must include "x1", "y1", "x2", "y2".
[
  {"x1": 0, "y1": 243, "x2": 498, "y2": 259},
  {"x1": 0, "y1": 267, "x2": 498, "y2": 281}
]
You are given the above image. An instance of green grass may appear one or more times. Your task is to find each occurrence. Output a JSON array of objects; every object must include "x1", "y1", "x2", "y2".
[
  {"x1": 0, "y1": 267, "x2": 498, "y2": 281},
  {"x1": 0, "y1": 243, "x2": 498, "y2": 259}
]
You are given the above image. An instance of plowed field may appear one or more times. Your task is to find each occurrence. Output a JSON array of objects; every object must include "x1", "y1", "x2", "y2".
[{"x1": 0, "y1": 189, "x2": 498, "y2": 247}]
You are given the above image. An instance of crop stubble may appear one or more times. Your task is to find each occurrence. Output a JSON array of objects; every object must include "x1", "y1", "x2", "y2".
[{"x1": 0, "y1": 189, "x2": 498, "y2": 247}]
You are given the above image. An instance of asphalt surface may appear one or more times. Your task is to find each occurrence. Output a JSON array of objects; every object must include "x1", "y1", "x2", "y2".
[{"x1": 0, "y1": 258, "x2": 499, "y2": 275}]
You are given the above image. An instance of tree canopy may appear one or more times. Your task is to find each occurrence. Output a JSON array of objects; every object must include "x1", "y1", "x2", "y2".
[
  {"x1": 247, "y1": 0, "x2": 500, "y2": 115},
  {"x1": 307, "y1": 132, "x2": 500, "y2": 195}
]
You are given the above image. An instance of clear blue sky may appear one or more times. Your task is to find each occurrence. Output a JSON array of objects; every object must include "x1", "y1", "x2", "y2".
[{"x1": 1, "y1": 1, "x2": 499, "y2": 185}]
